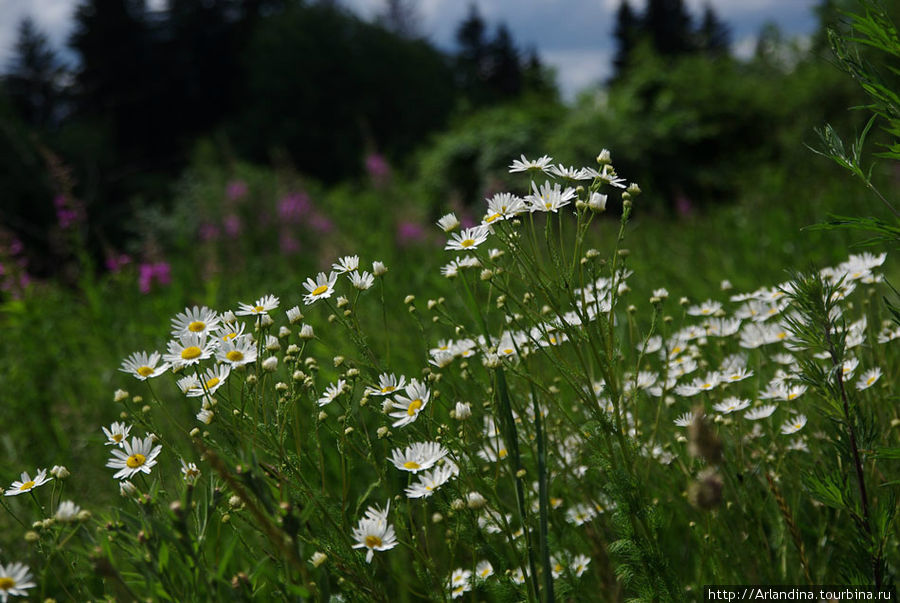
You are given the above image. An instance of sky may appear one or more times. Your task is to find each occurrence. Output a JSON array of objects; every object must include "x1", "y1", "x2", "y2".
[{"x1": 0, "y1": 0, "x2": 822, "y2": 101}]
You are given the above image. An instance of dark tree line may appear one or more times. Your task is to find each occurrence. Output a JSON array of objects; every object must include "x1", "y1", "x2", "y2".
[
  {"x1": 612, "y1": 0, "x2": 731, "y2": 81},
  {"x1": 0, "y1": 0, "x2": 553, "y2": 274}
]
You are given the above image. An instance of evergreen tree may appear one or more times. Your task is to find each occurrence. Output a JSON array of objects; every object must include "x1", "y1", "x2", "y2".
[
  {"x1": 3, "y1": 18, "x2": 65, "y2": 128},
  {"x1": 377, "y1": 0, "x2": 421, "y2": 40},
  {"x1": 643, "y1": 0, "x2": 694, "y2": 56},
  {"x1": 486, "y1": 24, "x2": 522, "y2": 99},
  {"x1": 455, "y1": 3, "x2": 489, "y2": 103},
  {"x1": 697, "y1": 4, "x2": 731, "y2": 56},
  {"x1": 611, "y1": 0, "x2": 639, "y2": 81}
]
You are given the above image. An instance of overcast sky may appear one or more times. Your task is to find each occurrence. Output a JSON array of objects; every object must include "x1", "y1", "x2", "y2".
[{"x1": 0, "y1": 0, "x2": 822, "y2": 100}]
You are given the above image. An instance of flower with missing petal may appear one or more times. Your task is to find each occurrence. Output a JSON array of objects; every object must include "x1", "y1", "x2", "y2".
[{"x1": 4, "y1": 469, "x2": 52, "y2": 497}]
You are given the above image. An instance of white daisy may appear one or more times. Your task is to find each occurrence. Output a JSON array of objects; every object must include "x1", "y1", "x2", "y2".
[
  {"x1": 745, "y1": 405, "x2": 777, "y2": 421},
  {"x1": 508, "y1": 153, "x2": 553, "y2": 174},
  {"x1": 196, "y1": 408, "x2": 214, "y2": 424},
  {"x1": 389, "y1": 379, "x2": 430, "y2": 427},
  {"x1": 102, "y1": 421, "x2": 132, "y2": 447},
  {"x1": 713, "y1": 397, "x2": 750, "y2": 414},
  {"x1": 303, "y1": 271, "x2": 338, "y2": 305},
  {"x1": 404, "y1": 461, "x2": 459, "y2": 499},
  {"x1": 186, "y1": 365, "x2": 231, "y2": 398},
  {"x1": 365, "y1": 373, "x2": 407, "y2": 397},
  {"x1": 317, "y1": 379, "x2": 346, "y2": 407},
  {"x1": 348, "y1": 270, "x2": 375, "y2": 290},
  {"x1": 163, "y1": 333, "x2": 217, "y2": 369},
  {"x1": 351, "y1": 502, "x2": 397, "y2": 563},
  {"x1": 780, "y1": 414, "x2": 807, "y2": 435},
  {"x1": 235, "y1": 294, "x2": 279, "y2": 317},
  {"x1": 215, "y1": 320, "x2": 246, "y2": 344},
  {"x1": 448, "y1": 568, "x2": 472, "y2": 599},
  {"x1": 181, "y1": 460, "x2": 201, "y2": 482},
  {"x1": 571, "y1": 554, "x2": 591, "y2": 578},
  {"x1": 4, "y1": 469, "x2": 52, "y2": 497},
  {"x1": 390, "y1": 441, "x2": 449, "y2": 473},
  {"x1": 106, "y1": 436, "x2": 162, "y2": 480},
  {"x1": 331, "y1": 255, "x2": 360, "y2": 274},
  {"x1": 548, "y1": 164, "x2": 593, "y2": 180},
  {"x1": 216, "y1": 336, "x2": 257, "y2": 368},
  {"x1": 526, "y1": 180, "x2": 576, "y2": 213},
  {"x1": 54, "y1": 500, "x2": 81, "y2": 522},
  {"x1": 475, "y1": 560, "x2": 494, "y2": 581},
  {"x1": 566, "y1": 503, "x2": 597, "y2": 526},
  {"x1": 445, "y1": 226, "x2": 490, "y2": 252},
  {"x1": 119, "y1": 351, "x2": 170, "y2": 380},
  {"x1": 687, "y1": 299, "x2": 722, "y2": 316},
  {"x1": 170, "y1": 305, "x2": 220, "y2": 338},
  {"x1": 857, "y1": 367, "x2": 882, "y2": 390},
  {"x1": 437, "y1": 212, "x2": 460, "y2": 232},
  {"x1": 482, "y1": 192, "x2": 526, "y2": 225},
  {"x1": 0, "y1": 562, "x2": 35, "y2": 601}
]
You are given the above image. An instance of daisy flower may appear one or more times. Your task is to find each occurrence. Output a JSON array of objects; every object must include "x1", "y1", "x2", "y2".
[
  {"x1": 687, "y1": 299, "x2": 722, "y2": 316},
  {"x1": 475, "y1": 560, "x2": 494, "y2": 581},
  {"x1": 54, "y1": 500, "x2": 81, "y2": 522},
  {"x1": 119, "y1": 351, "x2": 170, "y2": 380},
  {"x1": 349, "y1": 270, "x2": 374, "y2": 290},
  {"x1": 441, "y1": 259, "x2": 460, "y2": 278},
  {"x1": 186, "y1": 365, "x2": 231, "y2": 398},
  {"x1": 351, "y1": 502, "x2": 397, "y2": 563},
  {"x1": 181, "y1": 460, "x2": 201, "y2": 482},
  {"x1": 713, "y1": 397, "x2": 750, "y2": 414},
  {"x1": 445, "y1": 226, "x2": 490, "y2": 252},
  {"x1": 330, "y1": 255, "x2": 359, "y2": 274},
  {"x1": 571, "y1": 554, "x2": 591, "y2": 578},
  {"x1": 526, "y1": 180, "x2": 576, "y2": 213},
  {"x1": 390, "y1": 441, "x2": 449, "y2": 473},
  {"x1": 780, "y1": 414, "x2": 807, "y2": 435},
  {"x1": 215, "y1": 320, "x2": 246, "y2": 345},
  {"x1": 482, "y1": 192, "x2": 525, "y2": 225},
  {"x1": 102, "y1": 421, "x2": 132, "y2": 447},
  {"x1": 0, "y1": 562, "x2": 35, "y2": 601},
  {"x1": 196, "y1": 409, "x2": 214, "y2": 424},
  {"x1": 437, "y1": 212, "x2": 460, "y2": 232},
  {"x1": 177, "y1": 375, "x2": 201, "y2": 395},
  {"x1": 745, "y1": 405, "x2": 777, "y2": 421},
  {"x1": 674, "y1": 411, "x2": 696, "y2": 427},
  {"x1": 303, "y1": 271, "x2": 338, "y2": 305},
  {"x1": 4, "y1": 469, "x2": 52, "y2": 496},
  {"x1": 857, "y1": 367, "x2": 882, "y2": 390},
  {"x1": 170, "y1": 305, "x2": 220, "y2": 338},
  {"x1": 566, "y1": 503, "x2": 598, "y2": 526},
  {"x1": 448, "y1": 568, "x2": 472, "y2": 599},
  {"x1": 106, "y1": 436, "x2": 162, "y2": 480},
  {"x1": 317, "y1": 379, "x2": 346, "y2": 407},
  {"x1": 366, "y1": 373, "x2": 407, "y2": 396},
  {"x1": 216, "y1": 335, "x2": 257, "y2": 368},
  {"x1": 405, "y1": 461, "x2": 459, "y2": 499},
  {"x1": 389, "y1": 379, "x2": 430, "y2": 427},
  {"x1": 508, "y1": 153, "x2": 553, "y2": 174},
  {"x1": 163, "y1": 333, "x2": 217, "y2": 369},
  {"x1": 549, "y1": 164, "x2": 593, "y2": 180},
  {"x1": 236, "y1": 294, "x2": 279, "y2": 317}
]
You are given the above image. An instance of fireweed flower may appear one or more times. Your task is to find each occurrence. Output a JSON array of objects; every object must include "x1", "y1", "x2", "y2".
[
  {"x1": 120, "y1": 351, "x2": 170, "y2": 381},
  {"x1": 351, "y1": 502, "x2": 397, "y2": 563},
  {"x1": 303, "y1": 271, "x2": 338, "y2": 305},
  {"x1": 163, "y1": 333, "x2": 217, "y2": 369},
  {"x1": 236, "y1": 294, "x2": 279, "y2": 317},
  {"x1": 5, "y1": 469, "x2": 52, "y2": 496},
  {"x1": 526, "y1": 180, "x2": 576, "y2": 213},
  {"x1": 390, "y1": 441, "x2": 449, "y2": 473},
  {"x1": 508, "y1": 153, "x2": 553, "y2": 175},
  {"x1": 389, "y1": 379, "x2": 430, "y2": 427},
  {"x1": 445, "y1": 226, "x2": 490, "y2": 252},
  {"x1": 106, "y1": 436, "x2": 161, "y2": 480},
  {"x1": 216, "y1": 336, "x2": 257, "y2": 368},
  {"x1": 170, "y1": 305, "x2": 220, "y2": 339},
  {"x1": 365, "y1": 373, "x2": 407, "y2": 396},
  {"x1": 102, "y1": 422, "x2": 132, "y2": 447},
  {"x1": 0, "y1": 562, "x2": 35, "y2": 601}
]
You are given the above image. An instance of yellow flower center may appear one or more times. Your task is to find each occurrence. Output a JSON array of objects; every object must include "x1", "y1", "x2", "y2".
[
  {"x1": 126, "y1": 454, "x2": 146, "y2": 468},
  {"x1": 776, "y1": 332, "x2": 787, "y2": 340},
  {"x1": 406, "y1": 399, "x2": 423, "y2": 416},
  {"x1": 113, "y1": 434, "x2": 124, "y2": 443},
  {"x1": 459, "y1": 238, "x2": 475, "y2": 248},
  {"x1": 787, "y1": 392, "x2": 799, "y2": 400},
  {"x1": 503, "y1": 348, "x2": 514, "y2": 355},
  {"x1": 205, "y1": 377, "x2": 220, "y2": 389},
  {"x1": 702, "y1": 383, "x2": 712, "y2": 389},
  {"x1": 403, "y1": 461, "x2": 420, "y2": 470},
  {"x1": 554, "y1": 563, "x2": 564, "y2": 573},
  {"x1": 311, "y1": 285, "x2": 328, "y2": 296},
  {"x1": 0, "y1": 577, "x2": 15, "y2": 590},
  {"x1": 380, "y1": 385, "x2": 395, "y2": 393},
  {"x1": 181, "y1": 346, "x2": 202, "y2": 360},
  {"x1": 137, "y1": 366, "x2": 154, "y2": 377},
  {"x1": 485, "y1": 212, "x2": 500, "y2": 223},
  {"x1": 226, "y1": 350, "x2": 244, "y2": 362},
  {"x1": 498, "y1": 448, "x2": 508, "y2": 459},
  {"x1": 188, "y1": 321, "x2": 206, "y2": 332},
  {"x1": 254, "y1": 305, "x2": 265, "y2": 312},
  {"x1": 480, "y1": 568, "x2": 491, "y2": 577},
  {"x1": 729, "y1": 374, "x2": 741, "y2": 381},
  {"x1": 867, "y1": 376, "x2": 876, "y2": 385},
  {"x1": 364, "y1": 535, "x2": 382, "y2": 549},
  {"x1": 222, "y1": 332, "x2": 237, "y2": 341},
  {"x1": 18, "y1": 480, "x2": 35, "y2": 491}
]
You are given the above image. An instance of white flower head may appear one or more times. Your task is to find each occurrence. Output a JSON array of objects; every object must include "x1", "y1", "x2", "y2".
[
  {"x1": 509, "y1": 153, "x2": 553, "y2": 174},
  {"x1": 303, "y1": 271, "x2": 339, "y2": 305},
  {"x1": 390, "y1": 441, "x2": 449, "y2": 473},
  {"x1": 0, "y1": 562, "x2": 35, "y2": 601},
  {"x1": 351, "y1": 502, "x2": 397, "y2": 563},
  {"x1": 236, "y1": 294, "x2": 279, "y2": 317},
  {"x1": 102, "y1": 421, "x2": 132, "y2": 447},
  {"x1": 349, "y1": 270, "x2": 375, "y2": 291},
  {"x1": 445, "y1": 226, "x2": 490, "y2": 252},
  {"x1": 106, "y1": 436, "x2": 162, "y2": 480},
  {"x1": 389, "y1": 379, "x2": 430, "y2": 427},
  {"x1": 437, "y1": 212, "x2": 460, "y2": 232},
  {"x1": 4, "y1": 469, "x2": 52, "y2": 497},
  {"x1": 170, "y1": 305, "x2": 221, "y2": 339},
  {"x1": 120, "y1": 350, "x2": 170, "y2": 381}
]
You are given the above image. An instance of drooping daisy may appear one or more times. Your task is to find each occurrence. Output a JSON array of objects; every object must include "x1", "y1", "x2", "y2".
[
  {"x1": 404, "y1": 461, "x2": 458, "y2": 499},
  {"x1": 331, "y1": 255, "x2": 360, "y2": 274},
  {"x1": 102, "y1": 422, "x2": 132, "y2": 447},
  {"x1": 745, "y1": 405, "x2": 777, "y2": 421},
  {"x1": 445, "y1": 226, "x2": 490, "y2": 252},
  {"x1": 54, "y1": 500, "x2": 81, "y2": 522},
  {"x1": 170, "y1": 306, "x2": 220, "y2": 339},
  {"x1": 5, "y1": 469, "x2": 52, "y2": 497},
  {"x1": 437, "y1": 212, "x2": 460, "y2": 232},
  {"x1": 526, "y1": 180, "x2": 576, "y2": 213},
  {"x1": 196, "y1": 408, "x2": 214, "y2": 424},
  {"x1": 186, "y1": 365, "x2": 231, "y2": 398},
  {"x1": 302, "y1": 271, "x2": 338, "y2": 305},
  {"x1": 780, "y1": 414, "x2": 807, "y2": 435},
  {"x1": 390, "y1": 441, "x2": 449, "y2": 473},
  {"x1": 163, "y1": 333, "x2": 217, "y2": 369},
  {"x1": 508, "y1": 153, "x2": 553, "y2": 175},
  {"x1": 177, "y1": 374, "x2": 201, "y2": 395},
  {"x1": 713, "y1": 397, "x2": 750, "y2": 414},
  {"x1": 448, "y1": 568, "x2": 473, "y2": 599},
  {"x1": 348, "y1": 270, "x2": 375, "y2": 290},
  {"x1": 119, "y1": 351, "x2": 170, "y2": 381},
  {"x1": 236, "y1": 294, "x2": 279, "y2": 317},
  {"x1": 365, "y1": 373, "x2": 407, "y2": 397},
  {"x1": 857, "y1": 367, "x2": 882, "y2": 391},
  {"x1": 317, "y1": 379, "x2": 346, "y2": 407},
  {"x1": 106, "y1": 436, "x2": 162, "y2": 480},
  {"x1": 216, "y1": 335, "x2": 257, "y2": 368},
  {"x1": 673, "y1": 411, "x2": 697, "y2": 427},
  {"x1": 0, "y1": 562, "x2": 35, "y2": 601},
  {"x1": 351, "y1": 502, "x2": 397, "y2": 563},
  {"x1": 389, "y1": 379, "x2": 430, "y2": 427}
]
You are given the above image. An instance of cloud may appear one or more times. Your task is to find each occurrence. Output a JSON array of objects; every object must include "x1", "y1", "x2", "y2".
[
  {"x1": 0, "y1": 0, "x2": 77, "y2": 68},
  {"x1": 541, "y1": 48, "x2": 612, "y2": 101}
]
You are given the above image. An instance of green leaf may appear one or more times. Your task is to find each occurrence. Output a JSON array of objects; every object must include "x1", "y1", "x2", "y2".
[
  {"x1": 872, "y1": 447, "x2": 900, "y2": 460},
  {"x1": 158, "y1": 541, "x2": 169, "y2": 572}
]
